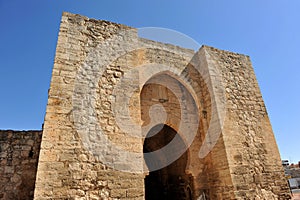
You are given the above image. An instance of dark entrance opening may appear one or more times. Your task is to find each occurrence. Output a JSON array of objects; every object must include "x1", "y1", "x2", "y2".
[{"x1": 144, "y1": 125, "x2": 193, "y2": 200}]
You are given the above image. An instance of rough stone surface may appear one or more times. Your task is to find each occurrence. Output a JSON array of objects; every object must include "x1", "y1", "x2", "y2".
[
  {"x1": 29, "y1": 12, "x2": 291, "y2": 199},
  {"x1": 0, "y1": 130, "x2": 42, "y2": 200}
]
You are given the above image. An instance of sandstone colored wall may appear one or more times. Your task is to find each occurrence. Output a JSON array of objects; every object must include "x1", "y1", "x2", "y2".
[
  {"x1": 0, "y1": 130, "x2": 42, "y2": 200},
  {"x1": 200, "y1": 47, "x2": 291, "y2": 199},
  {"x1": 34, "y1": 12, "x2": 146, "y2": 200},
  {"x1": 34, "y1": 12, "x2": 290, "y2": 200}
]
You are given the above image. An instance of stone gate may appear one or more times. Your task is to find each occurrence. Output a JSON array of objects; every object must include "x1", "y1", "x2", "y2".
[{"x1": 33, "y1": 12, "x2": 290, "y2": 199}]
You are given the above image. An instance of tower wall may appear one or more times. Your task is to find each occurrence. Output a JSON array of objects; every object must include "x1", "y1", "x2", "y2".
[{"x1": 33, "y1": 12, "x2": 290, "y2": 199}]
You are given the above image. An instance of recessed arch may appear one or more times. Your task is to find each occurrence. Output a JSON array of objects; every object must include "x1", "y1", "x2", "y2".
[
  {"x1": 138, "y1": 66, "x2": 202, "y2": 112},
  {"x1": 139, "y1": 68, "x2": 213, "y2": 199},
  {"x1": 140, "y1": 72, "x2": 200, "y2": 137}
]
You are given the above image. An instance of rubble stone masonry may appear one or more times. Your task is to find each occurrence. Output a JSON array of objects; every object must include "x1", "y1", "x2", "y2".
[{"x1": 0, "y1": 130, "x2": 42, "y2": 200}]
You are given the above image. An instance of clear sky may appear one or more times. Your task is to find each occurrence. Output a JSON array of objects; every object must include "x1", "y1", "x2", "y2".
[{"x1": 0, "y1": 0, "x2": 299, "y2": 163}]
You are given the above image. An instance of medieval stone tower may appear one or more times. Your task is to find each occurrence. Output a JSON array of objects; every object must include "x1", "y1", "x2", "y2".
[{"x1": 2, "y1": 12, "x2": 291, "y2": 199}]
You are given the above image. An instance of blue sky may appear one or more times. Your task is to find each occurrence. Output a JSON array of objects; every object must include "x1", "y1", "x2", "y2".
[{"x1": 0, "y1": 0, "x2": 299, "y2": 162}]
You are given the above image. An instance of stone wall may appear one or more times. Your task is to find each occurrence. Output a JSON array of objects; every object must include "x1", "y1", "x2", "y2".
[
  {"x1": 34, "y1": 12, "x2": 291, "y2": 199},
  {"x1": 0, "y1": 130, "x2": 42, "y2": 200},
  {"x1": 201, "y1": 47, "x2": 291, "y2": 199}
]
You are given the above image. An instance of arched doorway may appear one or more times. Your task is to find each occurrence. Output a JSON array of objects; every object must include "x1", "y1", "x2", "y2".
[{"x1": 144, "y1": 125, "x2": 193, "y2": 200}]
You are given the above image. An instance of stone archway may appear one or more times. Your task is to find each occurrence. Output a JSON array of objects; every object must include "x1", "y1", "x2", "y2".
[
  {"x1": 34, "y1": 13, "x2": 291, "y2": 200},
  {"x1": 143, "y1": 124, "x2": 193, "y2": 200},
  {"x1": 140, "y1": 72, "x2": 200, "y2": 200}
]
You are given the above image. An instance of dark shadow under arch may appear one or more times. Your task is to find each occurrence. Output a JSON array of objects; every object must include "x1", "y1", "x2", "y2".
[{"x1": 144, "y1": 124, "x2": 193, "y2": 200}]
